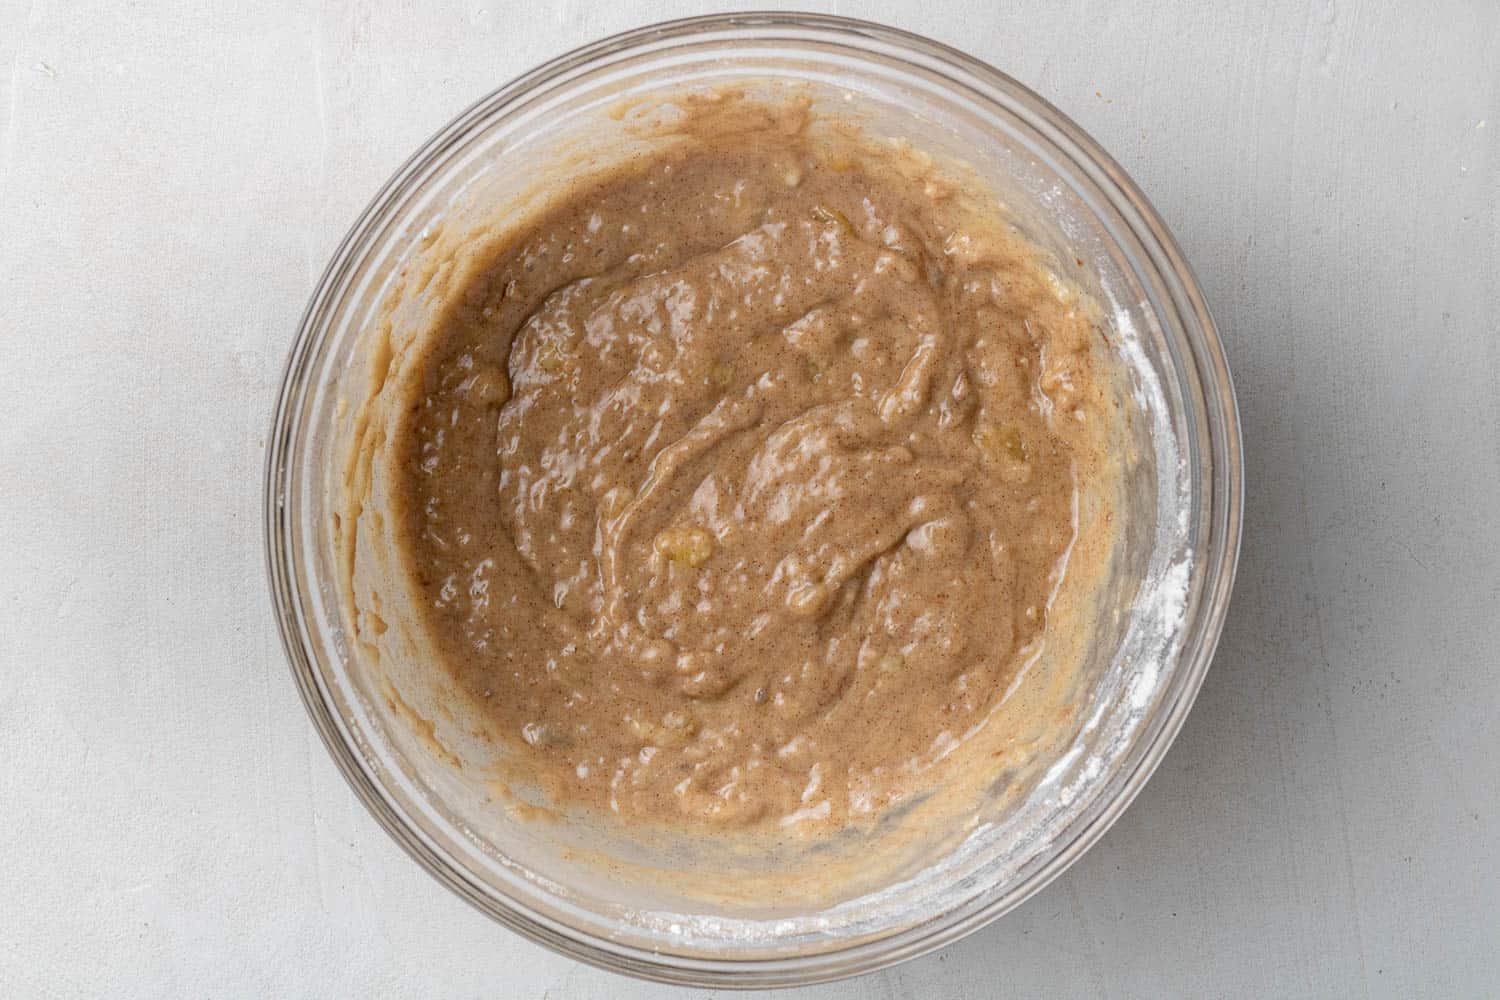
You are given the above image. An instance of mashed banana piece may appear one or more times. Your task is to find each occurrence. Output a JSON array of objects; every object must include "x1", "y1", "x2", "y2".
[{"x1": 372, "y1": 96, "x2": 1123, "y2": 832}]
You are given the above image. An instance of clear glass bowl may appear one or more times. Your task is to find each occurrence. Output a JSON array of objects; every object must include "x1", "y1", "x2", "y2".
[{"x1": 265, "y1": 12, "x2": 1241, "y2": 988}]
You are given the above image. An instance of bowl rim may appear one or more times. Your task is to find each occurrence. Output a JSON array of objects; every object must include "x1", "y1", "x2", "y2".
[{"x1": 265, "y1": 10, "x2": 1243, "y2": 987}]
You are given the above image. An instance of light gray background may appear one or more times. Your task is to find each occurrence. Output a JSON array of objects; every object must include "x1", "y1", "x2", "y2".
[{"x1": 2, "y1": 1, "x2": 1496, "y2": 997}]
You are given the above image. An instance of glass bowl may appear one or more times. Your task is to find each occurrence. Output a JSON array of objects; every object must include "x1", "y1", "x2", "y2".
[{"x1": 265, "y1": 12, "x2": 1241, "y2": 988}]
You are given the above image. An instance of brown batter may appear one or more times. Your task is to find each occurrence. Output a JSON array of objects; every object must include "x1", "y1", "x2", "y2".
[{"x1": 366, "y1": 96, "x2": 1123, "y2": 834}]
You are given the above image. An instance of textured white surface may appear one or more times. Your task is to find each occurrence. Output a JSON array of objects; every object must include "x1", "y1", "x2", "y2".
[{"x1": 1, "y1": 1, "x2": 1497, "y2": 997}]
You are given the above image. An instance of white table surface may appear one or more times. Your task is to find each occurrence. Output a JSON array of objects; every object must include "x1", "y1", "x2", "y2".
[{"x1": 2, "y1": 1, "x2": 1496, "y2": 996}]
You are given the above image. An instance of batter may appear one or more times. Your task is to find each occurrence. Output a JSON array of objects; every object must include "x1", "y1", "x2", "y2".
[{"x1": 356, "y1": 95, "x2": 1124, "y2": 833}]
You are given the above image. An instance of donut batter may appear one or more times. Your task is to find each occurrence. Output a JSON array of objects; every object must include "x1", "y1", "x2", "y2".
[{"x1": 358, "y1": 96, "x2": 1125, "y2": 833}]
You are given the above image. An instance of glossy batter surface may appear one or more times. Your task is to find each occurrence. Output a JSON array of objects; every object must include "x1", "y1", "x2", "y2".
[{"x1": 388, "y1": 101, "x2": 1120, "y2": 830}]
